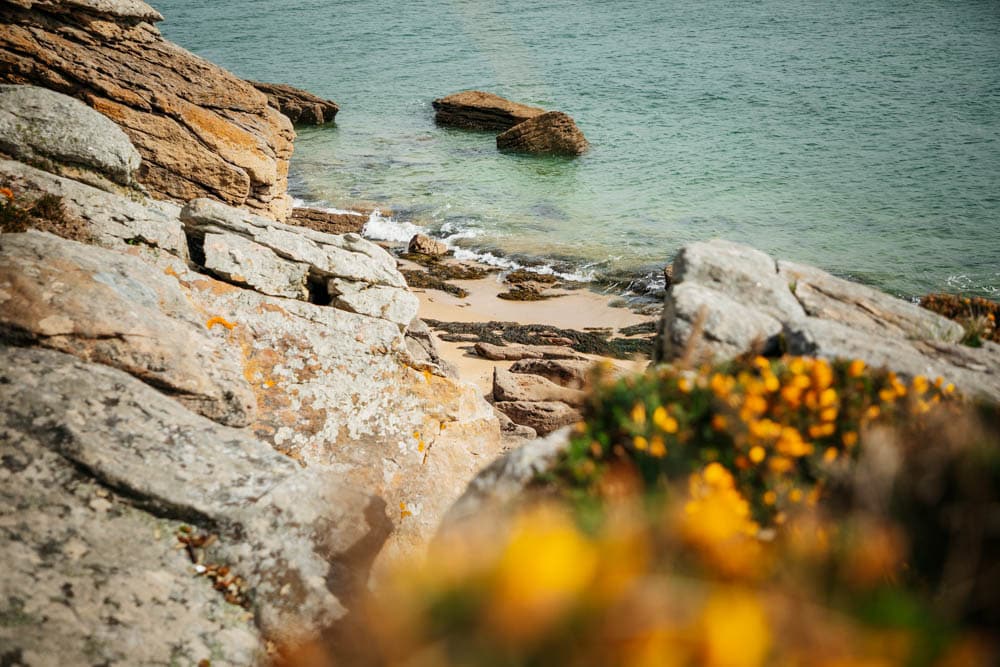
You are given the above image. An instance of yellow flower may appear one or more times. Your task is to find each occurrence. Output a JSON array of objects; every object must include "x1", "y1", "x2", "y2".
[
  {"x1": 699, "y1": 588, "x2": 772, "y2": 667},
  {"x1": 812, "y1": 359, "x2": 833, "y2": 389},
  {"x1": 763, "y1": 373, "x2": 780, "y2": 393},
  {"x1": 749, "y1": 446, "x2": 766, "y2": 464},
  {"x1": 652, "y1": 406, "x2": 679, "y2": 433},
  {"x1": 703, "y1": 462, "x2": 731, "y2": 487},
  {"x1": 866, "y1": 405, "x2": 881, "y2": 420},
  {"x1": 789, "y1": 488, "x2": 803, "y2": 503},
  {"x1": 912, "y1": 375, "x2": 929, "y2": 395},
  {"x1": 819, "y1": 407, "x2": 838, "y2": 422},
  {"x1": 842, "y1": 431, "x2": 858, "y2": 447},
  {"x1": 631, "y1": 402, "x2": 647, "y2": 425},
  {"x1": 649, "y1": 437, "x2": 667, "y2": 458},
  {"x1": 848, "y1": 359, "x2": 866, "y2": 378},
  {"x1": 633, "y1": 435, "x2": 649, "y2": 451},
  {"x1": 678, "y1": 377, "x2": 692, "y2": 393},
  {"x1": 763, "y1": 490, "x2": 777, "y2": 506},
  {"x1": 711, "y1": 414, "x2": 728, "y2": 431},
  {"x1": 878, "y1": 388, "x2": 897, "y2": 403},
  {"x1": 944, "y1": 383, "x2": 955, "y2": 395},
  {"x1": 818, "y1": 387, "x2": 838, "y2": 407},
  {"x1": 823, "y1": 447, "x2": 838, "y2": 463},
  {"x1": 768, "y1": 456, "x2": 793, "y2": 473}
]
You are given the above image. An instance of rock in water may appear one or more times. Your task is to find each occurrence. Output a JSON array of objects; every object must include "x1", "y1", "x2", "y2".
[
  {"x1": 432, "y1": 90, "x2": 545, "y2": 131},
  {"x1": 0, "y1": 85, "x2": 141, "y2": 187},
  {"x1": 249, "y1": 80, "x2": 340, "y2": 125},
  {"x1": 408, "y1": 233, "x2": 448, "y2": 256},
  {"x1": 496, "y1": 111, "x2": 589, "y2": 156},
  {"x1": 0, "y1": 1, "x2": 295, "y2": 219}
]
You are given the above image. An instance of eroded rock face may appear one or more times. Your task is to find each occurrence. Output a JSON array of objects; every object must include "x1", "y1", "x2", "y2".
[
  {"x1": 408, "y1": 232, "x2": 447, "y2": 256},
  {"x1": 432, "y1": 90, "x2": 544, "y2": 131},
  {"x1": 0, "y1": 345, "x2": 388, "y2": 655},
  {"x1": 0, "y1": 1, "x2": 295, "y2": 218},
  {"x1": 493, "y1": 367, "x2": 585, "y2": 406},
  {"x1": 0, "y1": 84, "x2": 140, "y2": 187},
  {"x1": 509, "y1": 358, "x2": 597, "y2": 389},
  {"x1": 496, "y1": 111, "x2": 589, "y2": 156},
  {"x1": 492, "y1": 400, "x2": 581, "y2": 436},
  {"x1": 0, "y1": 231, "x2": 256, "y2": 427},
  {"x1": 250, "y1": 80, "x2": 339, "y2": 125},
  {"x1": 290, "y1": 206, "x2": 367, "y2": 235},
  {"x1": 657, "y1": 239, "x2": 1000, "y2": 400}
]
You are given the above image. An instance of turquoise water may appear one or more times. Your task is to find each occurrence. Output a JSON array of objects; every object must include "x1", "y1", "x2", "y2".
[{"x1": 156, "y1": 0, "x2": 1000, "y2": 298}]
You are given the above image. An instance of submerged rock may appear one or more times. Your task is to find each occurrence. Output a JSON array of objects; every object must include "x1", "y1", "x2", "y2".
[
  {"x1": 0, "y1": 1, "x2": 295, "y2": 218},
  {"x1": 656, "y1": 239, "x2": 1000, "y2": 400},
  {"x1": 496, "y1": 111, "x2": 589, "y2": 156},
  {"x1": 432, "y1": 90, "x2": 545, "y2": 131},
  {"x1": 250, "y1": 80, "x2": 339, "y2": 125}
]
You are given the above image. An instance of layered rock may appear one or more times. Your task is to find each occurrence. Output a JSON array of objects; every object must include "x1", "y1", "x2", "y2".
[
  {"x1": 408, "y1": 232, "x2": 447, "y2": 256},
  {"x1": 250, "y1": 80, "x2": 339, "y2": 125},
  {"x1": 496, "y1": 111, "x2": 589, "y2": 156},
  {"x1": 493, "y1": 367, "x2": 584, "y2": 406},
  {"x1": 290, "y1": 206, "x2": 367, "y2": 235},
  {"x1": 432, "y1": 90, "x2": 544, "y2": 131},
  {"x1": 656, "y1": 239, "x2": 1000, "y2": 400},
  {"x1": 0, "y1": 2, "x2": 295, "y2": 218}
]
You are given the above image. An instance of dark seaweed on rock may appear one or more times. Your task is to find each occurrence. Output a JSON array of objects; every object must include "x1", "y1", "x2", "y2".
[
  {"x1": 401, "y1": 269, "x2": 469, "y2": 298},
  {"x1": 424, "y1": 319, "x2": 654, "y2": 359}
]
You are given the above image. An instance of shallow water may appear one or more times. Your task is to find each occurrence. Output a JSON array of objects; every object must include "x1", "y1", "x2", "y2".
[{"x1": 157, "y1": 0, "x2": 1000, "y2": 298}]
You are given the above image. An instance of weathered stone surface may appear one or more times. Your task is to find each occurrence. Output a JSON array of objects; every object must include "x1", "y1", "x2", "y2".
[
  {"x1": 778, "y1": 260, "x2": 964, "y2": 342},
  {"x1": 328, "y1": 277, "x2": 420, "y2": 327},
  {"x1": 496, "y1": 111, "x2": 589, "y2": 156},
  {"x1": 250, "y1": 80, "x2": 339, "y2": 125},
  {"x1": 493, "y1": 367, "x2": 585, "y2": 405},
  {"x1": 0, "y1": 1, "x2": 295, "y2": 218},
  {"x1": 0, "y1": 84, "x2": 140, "y2": 186},
  {"x1": 0, "y1": 158, "x2": 187, "y2": 256},
  {"x1": 492, "y1": 400, "x2": 582, "y2": 435},
  {"x1": 657, "y1": 239, "x2": 1000, "y2": 400},
  {"x1": 474, "y1": 341, "x2": 581, "y2": 361},
  {"x1": 0, "y1": 345, "x2": 389, "y2": 652},
  {"x1": 494, "y1": 406, "x2": 538, "y2": 449},
  {"x1": 203, "y1": 231, "x2": 309, "y2": 300},
  {"x1": 182, "y1": 197, "x2": 405, "y2": 289},
  {"x1": 158, "y1": 256, "x2": 501, "y2": 566},
  {"x1": 290, "y1": 206, "x2": 366, "y2": 235},
  {"x1": 408, "y1": 232, "x2": 447, "y2": 256},
  {"x1": 404, "y1": 317, "x2": 459, "y2": 378},
  {"x1": 509, "y1": 358, "x2": 596, "y2": 389},
  {"x1": 443, "y1": 428, "x2": 571, "y2": 527},
  {"x1": 432, "y1": 90, "x2": 544, "y2": 131},
  {"x1": 0, "y1": 231, "x2": 255, "y2": 427}
]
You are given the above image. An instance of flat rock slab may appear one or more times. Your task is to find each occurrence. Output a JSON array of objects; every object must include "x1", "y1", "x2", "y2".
[
  {"x1": 290, "y1": 206, "x2": 367, "y2": 235},
  {"x1": 0, "y1": 231, "x2": 255, "y2": 427},
  {"x1": 496, "y1": 111, "x2": 589, "y2": 156},
  {"x1": 492, "y1": 400, "x2": 582, "y2": 436},
  {"x1": 250, "y1": 80, "x2": 339, "y2": 125},
  {"x1": 493, "y1": 367, "x2": 585, "y2": 405},
  {"x1": 657, "y1": 239, "x2": 1000, "y2": 401},
  {"x1": 432, "y1": 90, "x2": 544, "y2": 131},
  {"x1": 0, "y1": 345, "x2": 388, "y2": 651},
  {"x1": 474, "y1": 341, "x2": 582, "y2": 361},
  {"x1": 0, "y1": 85, "x2": 141, "y2": 186}
]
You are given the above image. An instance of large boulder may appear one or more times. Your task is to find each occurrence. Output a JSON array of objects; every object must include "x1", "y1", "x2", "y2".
[
  {"x1": 491, "y1": 400, "x2": 581, "y2": 436},
  {"x1": 656, "y1": 239, "x2": 1000, "y2": 401},
  {"x1": 0, "y1": 0, "x2": 295, "y2": 219},
  {"x1": 0, "y1": 84, "x2": 140, "y2": 188},
  {"x1": 493, "y1": 367, "x2": 585, "y2": 406},
  {"x1": 249, "y1": 80, "x2": 339, "y2": 125},
  {"x1": 0, "y1": 231, "x2": 255, "y2": 427},
  {"x1": 432, "y1": 90, "x2": 544, "y2": 131},
  {"x1": 0, "y1": 345, "x2": 388, "y2": 658},
  {"x1": 408, "y1": 232, "x2": 447, "y2": 256},
  {"x1": 496, "y1": 111, "x2": 589, "y2": 156}
]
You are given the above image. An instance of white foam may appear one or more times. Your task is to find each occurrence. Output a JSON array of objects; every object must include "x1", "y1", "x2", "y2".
[
  {"x1": 361, "y1": 210, "x2": 424, "y2": 244},
  {"x1": 290, "y1": 197, "x2": 366, "y2": 217}
]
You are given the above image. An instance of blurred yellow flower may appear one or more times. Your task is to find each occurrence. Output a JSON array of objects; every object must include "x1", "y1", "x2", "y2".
[
  {"x1": 653, "y1": 406, "x2": 679, "y2": 433},
  {"x1": 700, "y1": 588, "x2": 772, "y2": 667}
]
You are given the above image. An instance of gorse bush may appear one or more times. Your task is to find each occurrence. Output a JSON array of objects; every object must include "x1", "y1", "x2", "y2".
[
  {"x1": 278, "y1": 356, "x2": 999, "y2": 667},
  {"x1": 920, "y1": 293, "x2": 999, "y2": 346}
]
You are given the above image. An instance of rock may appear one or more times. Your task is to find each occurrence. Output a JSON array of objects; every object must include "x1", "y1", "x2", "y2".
[
  {"x1": 0, "y1": 1, "x2": 295, "y2": 218},
  {"x1": 0, "y1": 85, "x2": 140, "y2": 187},
  {"x1": 474, "y1": 341, "x2": 582, "y2": 361},
  {"x1": 657, "y1": 239, "x2": 1000, "y2": 401},
  {"x1": 778, "y1": 260, "x2": 963, "y2": 342},
  {"x1": 432, "y1": 90, "x2": 544, "y2": 131},
  {"x1": 249, "y1": 80, "x2": 339, "y2": 125},
  {"x1": 290, "y1": 206, "x2": 367, "y2": 235},
  {"x1": 509, "y1": 358, "x2": 596, "y2": 389},
  {"x1": 407, "y1": 232, "x2": 448, "y2": 257},
  {"x1": 496, "y1": 111, "x2": 589, "y2": 156},
  {"x1": 0, "y1": 345, "x2": 388, "y2": 653},
  {"x1": 202, "y1": 231, "x2": 310, "y2": 300},
  {"x1": 494, "y1": 406, "x2": 538, "y2": 449},
  {"x1": 328, "y1": 277, "x2": 420, "y2": 327},
  {"x1": 493, "y1": 367, "x2": 585, "y2": 405},
  {"x1": 404, "y1": 317, "x2": 459, "y2": 378},
  {"x1": 443, "y1": 428, "x2": 571, "y2": 527},
  {"x1": 0, "y1": 231, "x2": 255, "y2": 427},
  {"x1": 0, "y1": 158, "x2": 188, "y2": 256},
  {"x1": 492, "y1": 400, "x2": 582, "y2": 435}
]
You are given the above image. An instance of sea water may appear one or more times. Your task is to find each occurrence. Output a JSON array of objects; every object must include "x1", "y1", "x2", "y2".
[{"x1": 156, "y1": 0, "x2": 1000, "y2": 299}]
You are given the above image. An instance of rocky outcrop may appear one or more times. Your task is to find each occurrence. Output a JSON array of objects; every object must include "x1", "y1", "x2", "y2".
[
  {"x1": 0, "y1": 84, "x2": 140, "y2": 189},
  {"x1": 491, "y1": 400, "x2": 581, "y2": 436},
  {"x1": 496, "y1": 111, "x2": 589, "y2": 156},
  {"x1": 249, "y1": 80, "x2": 339, "y2": 125},
  {"x1": 432, "y1": 90, "x2": 544, "y2": 131},
  {"x1": 0, "y1": 345, "x2": 387, "y2": 659},
  {"x1": 0, "y1": 231, "x2": 255, "y2": 426},
  {"x1": 493, "y1": 367, "x2": 585, "y2": 405},
  {"x1": 474, "y1": 341, "x2": 581, "y2": 361},
  {"x1": 290, "y1": 206, "x2": 367, "y2": 235},
  {"x1": 0, "y1": 3, "x2": 295, "y2": 218},
  {"x1": 408, "y1": 232, "x2": 447, "y2": 256},
  {"x1": 508, "y1": 358, "x2": 595, "y2": 389},
  {"x1": 657, "y1": 239, "x2": 1000, "y2": 400}
]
